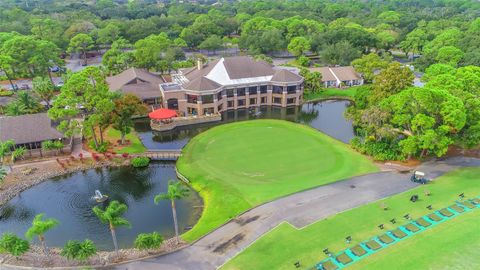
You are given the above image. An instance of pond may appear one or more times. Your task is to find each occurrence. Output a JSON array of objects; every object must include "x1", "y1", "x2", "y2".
[
  {"x1": 0, "y1": 162, "x2": 202, "y2": 250},
  {"x1": 134, "y1": 100, "x2": 354, "y2": 150}
]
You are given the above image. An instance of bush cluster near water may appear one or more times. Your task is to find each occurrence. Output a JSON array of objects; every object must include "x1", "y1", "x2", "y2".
[{"x1": 131, "y1": 157, "x2": 150, "y2": 168}]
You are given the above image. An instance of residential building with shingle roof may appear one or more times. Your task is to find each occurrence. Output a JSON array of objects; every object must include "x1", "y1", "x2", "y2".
[
  {"x1": 106, "y1": 68, "x2": 165, "y2": 107},
  {"x1": 310, "y1": 66, "x2": 363, "y2": 88},
  {"x1": 160, "y1": 56, "x2": 304, "y2": 116},
  {"x1": 0, "y1": 113, "x2": 70, "y2": 157}
]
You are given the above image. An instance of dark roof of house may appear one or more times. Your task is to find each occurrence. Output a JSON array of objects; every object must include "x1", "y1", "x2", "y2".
[
  {"x1": 271, "y1": 69, "x2": 303, "y2": 82},
  {"x1": 106, "y1": 68, "x2": 164, "y2": 99},
  {"x1": 0, "y1": 113, "x2": 65, "y2": 144},
  {"x1": 222, "y1": 56, "x2": 275, "y2": 79},
  {"x1": 183, "y1": 77, "x2": 221, "y2": 91}
]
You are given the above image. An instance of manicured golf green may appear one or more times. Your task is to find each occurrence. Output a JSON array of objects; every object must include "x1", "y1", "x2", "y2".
[
  {"x1": 178, "y1": 120, "x2": 378, "y2": 241},
  {"x1": 220, "y1": 168, "x2": 480, "y2": 270},
  {"x1": 349, "y1": 211, "x2": 480, "y2": 270}
]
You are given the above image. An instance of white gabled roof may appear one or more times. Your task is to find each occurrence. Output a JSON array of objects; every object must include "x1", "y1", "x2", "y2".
[{"x1": 205, "y1": 58, "x2": 273, "y2": 86}]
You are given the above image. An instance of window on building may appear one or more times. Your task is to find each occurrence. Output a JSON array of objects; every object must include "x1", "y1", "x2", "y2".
[
  {"x1": 272, "y1": 85, "x2": 283, "y2": 94},
  {"x1": 273, "y1": 97, "x2": 282, "y2": 104},
  {"x1": 204, "y1": 107, "x2": 214, "y2": 115},
  {"x1": 248, "y1": 86, "x2": 257, "y2": 95},
  {"x1": 287, "y1": 98, "x2": 296, "y2": 104},
  {"x1": 260, "y1": 85, "x2": 268, "y2": 93},
  {"x1": 187, "y1": 94, "x2": 198, "y2": 104},
  {"x1": 261, "y1": 97, "x2": 267, "y2": 104},
  {"x1": 227, "y1": 100, "x2": 234, "y2": 108},
  {"x1": 202, "y1": 95, "x2": 214, "y2": 104},
  {"x1": 237, "y1": 99, "x2": 245, "y2": 106},
  {"x1": 287, "y1": 85, "x2": 296, "y2": 94},
  {"x1": 187, "y1": 107, "x2": 197, "y2": 115},
  {"x1": 226, "y1": 89, "x2": 234, "y2": 97},
  {"x1": 217, "y1": 91, "x2": 223, "y2": 100},
  {"x1": 250, "y1": 98, "x2": 256, "y2": 105},
  {"x1": 237, "y1": 88, "x2": 246, "y2": 96}
]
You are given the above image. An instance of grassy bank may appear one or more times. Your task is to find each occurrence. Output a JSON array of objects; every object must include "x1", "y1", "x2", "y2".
[
  {"x1": 177, "y1": 120, "x2": 378, "y2": 242},
  {"x1": 221, "y1": 168, "x2": 480, "y2": 270},
  {"x1": 304, "y1": 87, "x2": 358, "y2": 102},
  {"x1": 106, "y1": 128, "x2": 146, "y2": 154}
]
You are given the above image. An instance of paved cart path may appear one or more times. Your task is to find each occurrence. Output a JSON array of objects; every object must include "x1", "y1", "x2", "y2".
[{"x1": 3, "y1": 158, "x2": 479, "y2": 270}]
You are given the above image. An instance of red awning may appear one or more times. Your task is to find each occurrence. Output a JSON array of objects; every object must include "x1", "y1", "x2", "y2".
[{"x1": 148, "y1": 108, "x2": 177, "y2": 120}]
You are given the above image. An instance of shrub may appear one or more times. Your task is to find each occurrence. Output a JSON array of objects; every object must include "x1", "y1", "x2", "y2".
[
  {"x1": 351, "y1": 137, "x2": 404, "y2": 161},
  {"x1": 298, "y1": 55, "x2": 310, "y2": 67},
  {"x1": 60, "y1": 239, "x2": 96, "y2": 262},
  {"x1": 131, "y1": 157, "x2": 150, "y2": 168},
  {"x1": 0, "y1": 233, "x2": 30, "y2": 257},
  {"x1": 134, "y1": 232, "x2": 163, "y2": 250},
  {"x1": 122, "y1": 153, "x2": 129, "y2": 158},
  {"x1": 0, "y1": 90, "x2": 14, "y2": 97}
]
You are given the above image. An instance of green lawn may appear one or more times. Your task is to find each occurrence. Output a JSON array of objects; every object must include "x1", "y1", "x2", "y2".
[
  {"x1": 221, "y1": 167, "x2": 480, "y2": 270},
  {"x1": 304, "y1": 87, "x2": 358, "y2": 101},
  {"x1": 350, "y1": 211, "x2": 480, "y2": 270},
  {"x1": 177, "y1": 120, "x2": 378, "y2": 241},
  {"x1": 106, "y1": 128, "x2": 146, "y2": 154}
]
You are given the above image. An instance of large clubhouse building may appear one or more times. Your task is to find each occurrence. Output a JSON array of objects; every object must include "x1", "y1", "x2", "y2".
[{"x1": 160, "y1": 56, "x2": 304, "y2": 116}]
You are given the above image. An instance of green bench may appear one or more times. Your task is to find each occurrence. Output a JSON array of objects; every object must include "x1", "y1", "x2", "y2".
[
  {"x1": 405, "y1": 223, "x2": 420, "y2": 233},
  {"x1": 351, "y1": 245, "x2": 367, "y2": 257},
  {"x1": 391, "y1": 228, "x2": 407, "y2": 239},
  {"x1": 439, "y1": 208, "x2": 454, "y2": 217},
  {"x1": 378, "y1": 234, "x2": 394, "y2": 244},
  {"x1": 416, "y1": 218, "x2": 431, "y2": 227},
  {"x1": 318, "y1": 260, "x2": 338, "y2": 270},
  {"x1": 336, "y1": 253, "x2": 353, "y2": 265},
  {"x1": 450, "y1": 204, "x2": 465, "y2": 213},
  {"x1": 428, "y1": 213, "x2": 442, "y2": 222},
  {"x1": 365, "y1": 240, "x2": 381, "y2": 250}
]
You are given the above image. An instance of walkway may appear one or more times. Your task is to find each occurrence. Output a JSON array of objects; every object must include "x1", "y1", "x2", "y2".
[{"x1": 105, "y1": 157, "x2": 480, "y2": 270}]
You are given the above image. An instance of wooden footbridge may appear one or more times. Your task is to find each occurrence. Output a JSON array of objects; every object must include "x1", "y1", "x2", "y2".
[{"x1": 135, "y1": 149, "x2": 183, "y2": 161}]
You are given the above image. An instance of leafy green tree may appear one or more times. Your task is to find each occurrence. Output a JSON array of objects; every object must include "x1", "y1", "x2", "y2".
[
  {"x1": 102, "y1": 39, "x2": 134, "y2": 75},
  {"x1": 32, "y1": 77, "x2": 55, "y2": 108},
  {"x1": 134, "y1": 232, "x2": 163, "y2": 250},
  {"x1": 134, "y1": 33, "x2": 172, "y2": 71},
  {"x1": 42, "y1": 140, "x2": 64, "y2": 155},
  {"x1": 0, "y1": 54, "x2": 16, "y2": 89},
  {"x1": 198, "y1": 35, "x2": 224, "y2": 54},
  {"x1": 399, "y1": 29, "x2": 427, "y2": 57},
  {"x1": 25, "y1": 213, "x2": 59, "y2": 256},
  {"x1": 299, "y1": 68, "x2": 322, "y2": 93},
  {"x1": 93, "y1": 200, "x2": 131, "y2": 255},
  {"x1": 0, "y1": 233, "x2": 30, "y2": 258},
  {"x1": 370, "y1": 62, "x2": 414, "y2": 103},
  {"x1": 154, "y1": 180, "x2": 189, "y2": 244},
  {"x1": 435, "y1": 46, "x2": 464, "y2": 67},
  {"x1": 30, "y1": 18, "x2": 65, "y2": 47},
  {"x1": 378, "y1": 11, "x2": 401, "y2": 26},
  {"x1": 111, "y1": 94, "x2": 147, "y2": 145},
  {"x1": 287, "y1": 37, "x2": 310, "y2": 57},
  {"x1": 60, "y1": 239, "x2": 96, "y2": 262},
  {"x1": 422, "y1": 64, "x2": 456, "y2": 82},
  {"x1": 375, "y1": 30, "x2": 397, "y2": 52},
  {"x1": 48, "y1": 67, "x2": 115, "y2": 149},
  {"x1": 97, "y1": 23, "x2": 121, "y2": 46},
  {"x1": 381, "y1": 87, "x2": 466, "y2": 158},
  {"x1": 351, "y1": 53, "x2": 390, "y2": 83},
  {"x1": 68, "y1": 33, "x2": 94, "y2": 66},
  {"x1": 321, "y1": 41, "x2": 361, "y2": 66}
]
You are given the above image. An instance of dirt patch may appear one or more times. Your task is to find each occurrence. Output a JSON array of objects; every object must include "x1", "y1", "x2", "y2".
[
  {"x1": 234, "y1": 215, "x2": 260, "y2": 226},
  {"x1": 212, "y1": 233, "x2": 244, "y2": 254}
]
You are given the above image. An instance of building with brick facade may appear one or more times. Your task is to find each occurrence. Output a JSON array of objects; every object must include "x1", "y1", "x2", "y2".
[{"x1": 160, "y1": 56, "x2": 304, "y2": 116}]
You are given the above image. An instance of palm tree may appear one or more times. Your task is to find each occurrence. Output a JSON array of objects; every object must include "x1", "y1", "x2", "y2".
[
  {"x1": 11, "y1": 147, "x2": 26, "y2": 165},
  {"x1": 5, "y1": 101, "x2": 26, "y2": 116},
  {"x1": 0, "y1": 140, "x2": 15, "y2": 164},
  {"x1": 154, "y1": 180, "x2": 189, "y2": 244},
  {"x1": 92, "y1": 200, "x2": 130, "y2": 255},
  {"x1": 25, "y1": 213, "x2": 59, "y2": 256}
]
